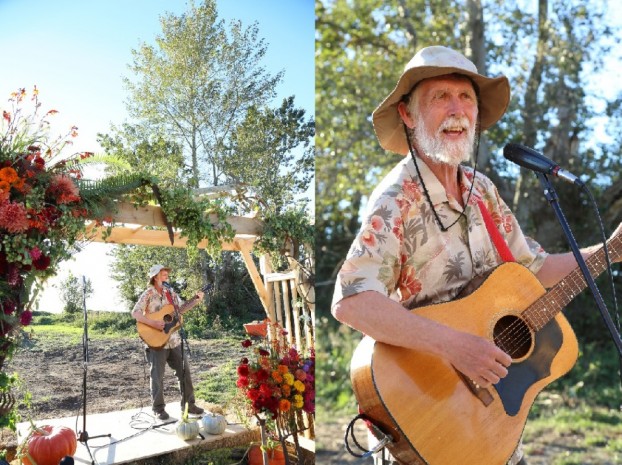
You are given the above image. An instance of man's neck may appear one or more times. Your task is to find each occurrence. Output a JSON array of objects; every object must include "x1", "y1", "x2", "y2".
[{"x1": 417, "y1": 151, "x2": 462, "y2": 200}]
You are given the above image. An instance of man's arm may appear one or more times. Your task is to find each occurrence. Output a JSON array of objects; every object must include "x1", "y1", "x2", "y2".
[
  {"x1": 332, "y1": 290, "x2": 511, "y2": 388},
  {"x1": 131, "y1": 294, "x2": 165, "y2": 330},
  {"x1": 535, "y1": 222, "x2": 622, "y2": 288}
]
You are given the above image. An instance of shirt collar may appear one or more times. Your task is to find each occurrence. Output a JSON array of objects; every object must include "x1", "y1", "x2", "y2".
[{"x1": 406, "y1": 154, "x2": 484, "y2": 207}]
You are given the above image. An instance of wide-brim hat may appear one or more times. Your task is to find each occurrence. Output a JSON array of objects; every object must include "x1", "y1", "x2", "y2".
[
  {"x1": 148, "y1": 264, "x2": 170, "y2": 280},
  {"x1": 372, "y1": 45, "x2": 510, "y2": 155}
]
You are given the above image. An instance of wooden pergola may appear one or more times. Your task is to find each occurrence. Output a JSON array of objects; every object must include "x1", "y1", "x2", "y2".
[{"x1": 83, "y1": 200, "x2": 315, "y2": 353}]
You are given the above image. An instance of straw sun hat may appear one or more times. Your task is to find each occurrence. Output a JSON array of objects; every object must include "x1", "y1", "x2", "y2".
[{"x1": 372, "y1": 45, "x2": 510, "y2": 155}]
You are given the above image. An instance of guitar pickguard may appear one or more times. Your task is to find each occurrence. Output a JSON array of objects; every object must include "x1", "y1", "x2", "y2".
[{"x1": 494, "y1": 318, "x2": 563, "y2": 416}]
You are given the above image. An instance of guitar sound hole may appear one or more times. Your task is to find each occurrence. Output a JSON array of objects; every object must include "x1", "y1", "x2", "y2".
[
  {"x1": 163, "y1": 314, "x2": 173, "y2": 324},
  {"x1": 493, "y1": 315, "x2": 532, "y2": 360}
]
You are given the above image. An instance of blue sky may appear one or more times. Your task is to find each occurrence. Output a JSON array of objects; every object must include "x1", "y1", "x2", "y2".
[
  {"x1": 0, "y1": 0, "x2": 314, "y2": 154},
  {"x1": 0, "y1": 0, "x2": 314, "y2": 312}
]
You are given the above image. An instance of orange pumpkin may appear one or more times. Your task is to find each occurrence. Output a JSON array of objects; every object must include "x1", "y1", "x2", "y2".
[
  {"x1": 248, "y1": 443, "x2": 286, "y2": 465},
  {"x1": 21, "y1": 425, "x2": 77, "y2": 465}
]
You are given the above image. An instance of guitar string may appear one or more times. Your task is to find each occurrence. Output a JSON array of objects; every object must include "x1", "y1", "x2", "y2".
[
  {"x1": 493, "y1": 276, "x2": 584, "y2": 356},
  {"x1": 496, "y1": 253, "x2": 599, "y2": 351},
  {"x1": 488, "y1": 251, "x2": 603, "y2": 355},
  {"x1": 490, "y1": 251, "x2": 606, "y2": 357}
]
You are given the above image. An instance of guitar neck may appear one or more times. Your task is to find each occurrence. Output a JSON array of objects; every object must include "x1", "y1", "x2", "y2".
[{"x1": 523, "y1": 234, "x2": 622, "y2": 331}]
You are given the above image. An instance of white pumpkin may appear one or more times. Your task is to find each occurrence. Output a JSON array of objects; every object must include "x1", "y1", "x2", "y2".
[
  {"x1": 176, "y1": 403, "x2": 200, "y2": 441},
  {"x1": 176, "y1": 418, "x2": 200, "y2": 440},
  {"x1": 202, "y1": 411, "x2": 227, "y2": 435}
]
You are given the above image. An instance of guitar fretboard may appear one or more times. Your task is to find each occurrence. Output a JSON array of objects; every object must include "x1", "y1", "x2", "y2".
[{"x1": 523, "y1": 234, "x2": 622, "y2": 331}]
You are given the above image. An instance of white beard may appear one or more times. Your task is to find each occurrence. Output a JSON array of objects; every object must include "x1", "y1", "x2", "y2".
[{"x1": 413, "y1": 112, "x2": 476, "y2": 166}]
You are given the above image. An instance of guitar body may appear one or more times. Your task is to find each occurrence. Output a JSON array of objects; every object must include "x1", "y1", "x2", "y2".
[
  {"x1": 351, "y1": 262, "x2": 579, "y2": 465},
  {"x1": 137, "y1": 304, "x2": 182, "y2": 349}
]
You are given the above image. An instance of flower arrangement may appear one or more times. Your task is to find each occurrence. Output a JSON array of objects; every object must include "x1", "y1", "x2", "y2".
[
  {"x1": 237, "y1": 321, "x2": 315, "y2": 463},
  {"x1": 0, "y1": 87, "x2": 94, "y2": 367}
]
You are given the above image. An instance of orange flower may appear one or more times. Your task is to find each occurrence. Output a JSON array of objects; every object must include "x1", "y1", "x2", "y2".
[
  {"x1": 0, "y1": 167, "x2": 18, "y2": 184},
  {"x1": 0, "y1": 180, "x2": 10, "y2": 192},
  {"x1": 271, "y1": 371, "x2": 283, "y2": 383},
  {"x1": 277, "y1": 364, "x2": 289, "y2": 375},
  {"x1": 279, "y1": 399, "x2": 291, "y2": 412},
  {"x1": 282, "y1": 384, "x2": 291, "y2": 397}
]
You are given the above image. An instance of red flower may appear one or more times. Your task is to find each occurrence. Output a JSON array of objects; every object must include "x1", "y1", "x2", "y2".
[
  {"x1": 19, "y1": 310, "x2": 33, "y2": 326},
  {"x1": 237, "y1": 364, "x2": 249, "y2": 377},
  {"x1": 236, "y1": 376, "x2": 249, "y2": 388},
  {"x1": 32, "y1": 254, "x2": 51, "y2": 271},
  {"x1": 255, "y1": 368, "x2": 269, "y2": 382},
  {"x1": 241, "y1": 339, "x2": 252, "y2": 348},
  {"x1": 46, "y1": 174, "x2": 80, "y2": 204},
  {"x1": 2, "y1": 300, "x2": 16, "y2": 315},
  {"x1": 258, "y1": 348, "x2": 270, "y2": 357},
  {"x1": 0, "y1": 201, "x2": 29, "y2": 233}
]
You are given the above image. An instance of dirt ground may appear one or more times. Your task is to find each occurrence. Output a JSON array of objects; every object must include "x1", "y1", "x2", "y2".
[{"x1": 0, "y1": 333, "x2": 246, "y2": 457}]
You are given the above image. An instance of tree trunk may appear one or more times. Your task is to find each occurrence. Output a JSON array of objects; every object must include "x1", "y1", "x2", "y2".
[
  {"x1": 513, "y1": 0, "x2": 548, "y2": 224},
  {"x1": 465, "y1": 0, "x2": 492, "y2": 173}
]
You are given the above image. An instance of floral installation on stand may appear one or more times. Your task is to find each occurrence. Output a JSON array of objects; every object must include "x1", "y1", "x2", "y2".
[
  {"x1": 236, "y1": 320, "x2": 315, "y2": 464},
  {"x1": 0, "y1": 87, "x2": 155, "y2": 431},
  {"x1": 0, "y1": 87, "x2": 97, "y2": 430}
]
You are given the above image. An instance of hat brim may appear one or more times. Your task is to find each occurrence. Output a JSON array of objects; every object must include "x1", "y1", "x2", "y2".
[
  {"x1": 149, "y1": 266, "x2": 171, "y2": 280},
  {"x1": 372, "y1": 66, "x2": 510, "y2": 155}
]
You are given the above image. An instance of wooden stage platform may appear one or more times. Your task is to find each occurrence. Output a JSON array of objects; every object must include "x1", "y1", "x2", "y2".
[{"x1": 15, "y1": 403, "x2": 259, "y2": 464}]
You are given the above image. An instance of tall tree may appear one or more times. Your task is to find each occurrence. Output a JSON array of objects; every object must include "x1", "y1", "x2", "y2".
[
  {"x1": 224, "y1": 96, "x2": 315, "y2": 214},
  {"x1": 124, "y1": 0, "x2": 282, "y2": 187}
]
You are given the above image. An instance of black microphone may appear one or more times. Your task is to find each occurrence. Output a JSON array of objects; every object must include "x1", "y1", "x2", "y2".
[
  {"x1": 162, "y1": 281, "x2": 172, "y2": 289},
  {"x1": 503, "y1": 143, "x2": 584, "y2": 186}
]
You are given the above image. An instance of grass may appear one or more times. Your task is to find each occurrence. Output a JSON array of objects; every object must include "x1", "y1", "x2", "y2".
[
  {"x1": 195, "y1": 360, "x2": 238, "y2": 405},
  {"x1": 524, "y1": 400, "x2": 622, "y2": 464}
]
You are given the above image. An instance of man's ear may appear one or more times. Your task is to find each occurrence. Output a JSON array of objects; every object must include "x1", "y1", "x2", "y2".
[{"x1": 397, "y1": 101, "x2": 416, "y2": 129}]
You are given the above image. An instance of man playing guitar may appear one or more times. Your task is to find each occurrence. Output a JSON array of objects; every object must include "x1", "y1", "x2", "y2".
[{"x1": 131, "y1": 264, "x2": 205, "y2": 420}]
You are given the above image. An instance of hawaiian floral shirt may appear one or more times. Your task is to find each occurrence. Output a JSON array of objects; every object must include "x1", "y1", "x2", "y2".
[
  {"x1": 335, "y1": 155, "x2": 544, "y2": 465},
  {"x1": 333, "y1": 155, "x2": 548, "y2": 310},
  {"x1": 133, "y1": 285, "x2": 185, "y2": 349}
]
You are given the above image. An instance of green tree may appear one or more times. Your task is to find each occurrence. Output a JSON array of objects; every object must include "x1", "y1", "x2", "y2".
[
  {"x1": 58, "y1": 273, "x2": 94, "y2": 315},
  {"x1": 224, "y1": 96, "x2": 315, "y2": 214},
  {"x1": 124, "y1": 0, "x2": 282, "y2": 187}
]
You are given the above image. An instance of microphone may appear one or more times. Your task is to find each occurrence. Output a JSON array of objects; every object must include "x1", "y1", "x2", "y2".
[
  {"x1": 162, "y1": 281, "x2": 172, "y2": 289},
  {"x1": 503, "y1": 143, "x2": 584, "y2": 186}
]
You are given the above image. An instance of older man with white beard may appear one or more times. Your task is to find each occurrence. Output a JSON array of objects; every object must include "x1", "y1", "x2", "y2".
[{"x1": 331, "y1": 46, "x2": 617, "y2": 465}]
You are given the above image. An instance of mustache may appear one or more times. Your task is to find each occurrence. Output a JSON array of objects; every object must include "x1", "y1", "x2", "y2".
[{"x1": 438, "y1": 115, "x2": 471, "y2": 132}]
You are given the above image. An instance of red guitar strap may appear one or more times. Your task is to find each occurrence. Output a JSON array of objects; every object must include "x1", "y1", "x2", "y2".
[
  {"x1": 477, "y1": 199, "x2": 515, "y2": 263},
  {"x1": 164, "y1": 289, "x2": 179, "y2": 310}
]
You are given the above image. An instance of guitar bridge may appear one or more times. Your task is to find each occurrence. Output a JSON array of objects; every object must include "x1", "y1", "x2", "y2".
[{"x1": 456, "y1": 371, "x2": 494, "y2": 407}]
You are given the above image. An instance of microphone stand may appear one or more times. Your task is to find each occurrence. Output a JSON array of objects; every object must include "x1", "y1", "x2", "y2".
[
  {"x1": 535, "y1": 173, "x2": 622, "y2": 357},
  {"x1": 78, "y1": 276, "x2": 111, "y2": 465}
]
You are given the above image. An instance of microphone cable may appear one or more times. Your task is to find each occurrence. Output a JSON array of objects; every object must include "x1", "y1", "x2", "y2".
[{"x1": 578, "y1": 182, "x2": 622, "y2": 388}]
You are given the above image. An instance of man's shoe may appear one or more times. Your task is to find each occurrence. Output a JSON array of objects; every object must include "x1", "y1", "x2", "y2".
[
  {"x1": 187, "y1": 404, "x2": 204, "y2": 415},
  {"x1": 155, "y1": 410, "x2": 169, "y2": 420}
]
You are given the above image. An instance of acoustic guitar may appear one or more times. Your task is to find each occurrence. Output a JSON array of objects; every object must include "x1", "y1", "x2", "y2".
[
  {"x1": 137, "y1": 284, "x2": 212, "y2": 349},
  {"x1": 351, "y1": 233, "x2": 622, "y2": 465}
]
